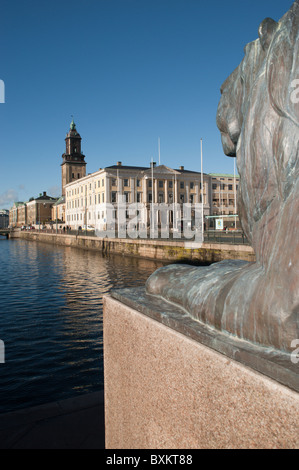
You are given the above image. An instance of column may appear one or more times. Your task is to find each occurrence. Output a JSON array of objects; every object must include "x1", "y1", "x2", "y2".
[
  {"x1": 195, "y1": 181, "x2": 199, "y2": 203},
  {"x1": 130, "y1": 177, "x2": 134, "y2": 204},
  {"x1": 105, "y1": 176, "x2": 110, "y2": 204},
  {"x1": 164, "y1": 180, "x2": 168, "y2": 204},
  {"x1": 154, "y1": 179, "x2": 158, "y2": 204}
]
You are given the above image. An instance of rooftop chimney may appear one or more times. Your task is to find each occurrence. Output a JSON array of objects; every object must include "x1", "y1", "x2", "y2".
[
  {"x1": 179, "y1": 166, "x2": 184, "y2": 171},
  {"x1": 117, "y1": 161, "x2": 122, "y2": 166},
  {"x1": 150, "y1": 161, "x2": 156, "y2": 168}
]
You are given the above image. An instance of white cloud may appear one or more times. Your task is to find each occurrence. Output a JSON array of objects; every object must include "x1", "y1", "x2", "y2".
[{"x1": 0, "y1": 189, "x2": 19, "y2": 209}]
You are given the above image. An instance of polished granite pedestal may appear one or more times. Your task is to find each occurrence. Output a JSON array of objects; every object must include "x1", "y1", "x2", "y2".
[{"x1": 104, "y1": 290, "x2": 299, "y2": 449}]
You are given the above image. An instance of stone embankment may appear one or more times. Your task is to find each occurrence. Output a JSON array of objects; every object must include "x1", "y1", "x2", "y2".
[{"x1": 12, "y1": 230, "x2": 255, "y2": 263}]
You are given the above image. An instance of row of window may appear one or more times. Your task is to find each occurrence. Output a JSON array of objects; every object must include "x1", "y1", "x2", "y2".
[
  {"x1": 67, "y1": 192, "x2": 203, "y2": 209},
  {"x1": 67, "y1": 179, "x2": 203, "y2": 198},
  {"x1": 212, "y1": 183, "x2": 238, "y2": 191},
  {"x1": 67, "y1": 211, "x2": 106, "y2": 223},
  {"x1": 213, "y1": 200, "x2": 236, "y2": 207},
  {"x1": 111, "y1": 179, "x2": 199, "y2": 190}
]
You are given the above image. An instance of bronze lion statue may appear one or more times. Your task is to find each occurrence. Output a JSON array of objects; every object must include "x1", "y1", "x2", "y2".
[{"x1": 146, "y1": 1, "x2": 299, "y2": 353}]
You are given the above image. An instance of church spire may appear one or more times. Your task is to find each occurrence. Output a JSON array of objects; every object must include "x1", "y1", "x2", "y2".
[
  {"x1": 70, "y1": 116, "x2": 76, "y2": 131},
  {"x1": 61, "y1": 120, "x2": 87, "y2": 196}
]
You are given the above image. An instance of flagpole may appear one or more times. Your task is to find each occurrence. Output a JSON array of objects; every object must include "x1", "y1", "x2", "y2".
[
  {"x1": 158, "y1": 137, "x2": 161, "y2": 166},
  {"x1": 200, "y1": 138, "x2": 204, "y2": 239}
]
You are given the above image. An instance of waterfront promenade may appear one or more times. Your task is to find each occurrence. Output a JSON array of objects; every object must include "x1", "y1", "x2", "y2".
[{"x1": 0, "y1": 391, "x2": 105, "y2": 449}]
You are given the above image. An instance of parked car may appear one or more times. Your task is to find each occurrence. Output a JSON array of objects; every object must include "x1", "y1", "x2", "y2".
[{"x1": 82, "y1": 225, "x2": 94, "y2": 232}]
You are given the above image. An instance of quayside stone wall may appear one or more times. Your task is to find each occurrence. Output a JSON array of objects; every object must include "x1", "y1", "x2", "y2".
[{"x1": 15, "y1": 231, "x2": 255, "y2": 263}]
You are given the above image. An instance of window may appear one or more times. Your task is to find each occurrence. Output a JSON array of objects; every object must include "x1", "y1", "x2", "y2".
[
  {"x1": 159, "y1": 180, "x2": 163, "y2": 188},
  {"x1": 102, "y1": 193, "x2": 105, "y2": 203},
  {"x1": 111, "y1": 192, "x2": 117, "y2": 203},
  {"x1": 212, "y1": 183, "x2": 217, "y2": 190},
  {"x1": 190, "y1": 182, "x2": 194, "y2": 189},
  {"x1": 102, "y1": 179, "x2": 104, "y2": 187},
  {"x1": 228, "y1": 184, "x2": 233, "y2": 190},
  {"x1": 158, "y1": 193, "x2": 164, "y2": 203},
  {"x1": 148, "y1": 180, "x2": 152, "y2": 188},
  {"x1": 169, "y1": 181, "x2": 173, "y2": 188},
  {"x1": 137, "y1": 192, "x2": 142, "y2": 203},
  {"x1": 180, "y1": 181, "x2": 184, "y2": 189},
  {"x1": 136, "y1": 179, "x2": 141, "y2": 188},
  {"x1": 180, "y1": 194, "x2": 185, "y2": 203},
  {"x1": 124, "y1": 192, "x2": 130, "y2": 203},
  {"x1": 124, "y1": 179, "x2": 129, "y2": 187},
  {"x1": 77, "y1": 173, "x2": 80, "y2": 179},
  {"x1": 111, "y1": 178, "x2": 116, "y2": 186}
]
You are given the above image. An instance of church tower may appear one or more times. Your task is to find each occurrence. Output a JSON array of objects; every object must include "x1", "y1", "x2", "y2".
[{"x1": 61, "y1": 119, "x2": 87, "y2": 196}]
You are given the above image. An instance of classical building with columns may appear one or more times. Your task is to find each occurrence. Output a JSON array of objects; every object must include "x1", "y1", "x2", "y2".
[{"x1": 65, "y1": 160, "x2": 212, "y2": 232}]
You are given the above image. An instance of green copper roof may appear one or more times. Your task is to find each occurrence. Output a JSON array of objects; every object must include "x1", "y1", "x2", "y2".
[
  {"x1": 209, "y1": 173, "x2": 239, "y2": 178},
  {"x1": 70, "y1": 119, "x2": 76, "y2": 130}
]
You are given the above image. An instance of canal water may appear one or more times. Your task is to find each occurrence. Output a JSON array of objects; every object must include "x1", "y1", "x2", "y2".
[{"x1": 0, "y1": 238, "x2": 168, "y2": 414}]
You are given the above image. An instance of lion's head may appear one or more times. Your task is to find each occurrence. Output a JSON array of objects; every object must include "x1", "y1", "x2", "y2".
[{"x1": 216, "y1": 1, "x2": 299, "y2": 264}]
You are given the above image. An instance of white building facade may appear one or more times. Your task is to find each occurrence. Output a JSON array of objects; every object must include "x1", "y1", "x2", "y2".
[{"x1": 65, "y1": 162, "x2": 211, "y2": 236}]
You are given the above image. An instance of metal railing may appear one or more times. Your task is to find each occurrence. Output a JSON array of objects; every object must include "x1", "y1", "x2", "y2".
[
  {"x1": 27, "y1": 227, "x2": 250, "y2": 245},
  {"x1": 204, "y1": 230, "x2": 249, "y2": 245}
]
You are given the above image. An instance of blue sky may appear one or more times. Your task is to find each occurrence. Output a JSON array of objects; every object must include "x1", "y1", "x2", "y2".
[{"x1": 0, "y1": 0, "x2": 292, "y2": 208}]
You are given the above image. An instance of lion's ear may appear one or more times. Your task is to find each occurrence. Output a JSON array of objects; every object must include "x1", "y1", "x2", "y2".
[{"x1": 258, "y1": 18, "x2": 278, "y2": 50}]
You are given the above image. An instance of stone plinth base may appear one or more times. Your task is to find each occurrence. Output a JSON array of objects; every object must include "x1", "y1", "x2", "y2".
[{"x1": 103, "y1": 294, "x2": 299, "y2": 449}]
